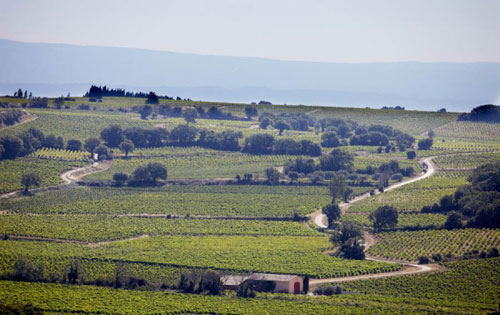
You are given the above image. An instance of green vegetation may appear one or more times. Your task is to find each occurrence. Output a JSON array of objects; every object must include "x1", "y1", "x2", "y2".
[
  {"x1": 0, "y1": 215, "x2": 321, "y2": 241},
  {"x1": 346, "y1": 172, "x2": 469, "y2": 213},
  {"x1": 0, "y1": 157, "x2": 84, "y2": 193},
  {"x1": 0, "y1": 185, "x2": 331, "y2": 217},
  {"x1": 367, "y1": 228, "x2": 500, "y2": 261},
  {"x1": 86, "y1": 153, "x2": 299, "y2": 180},
  {"x1": 342, "y1": 258, "x2": 500, "y2": 314},
  {"x1": 342, "y1": 213, "x2": 447, "y2": 229},
  {"x1": 0, "y1": 236, "x2": 399, "y2": 278}
]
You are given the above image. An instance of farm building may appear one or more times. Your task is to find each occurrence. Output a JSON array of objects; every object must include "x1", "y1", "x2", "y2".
[{"x1": 221, "y1": 273, "x2": 304, "y2": 294}]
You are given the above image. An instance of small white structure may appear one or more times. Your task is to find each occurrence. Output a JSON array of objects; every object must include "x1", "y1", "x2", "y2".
[{"x1": 221, "y1": 273, "x2": 304, "y2": 294}]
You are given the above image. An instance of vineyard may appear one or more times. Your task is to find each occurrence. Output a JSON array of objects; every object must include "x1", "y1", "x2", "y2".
[
  {"x1": 433, "y1": 121, "x2": 500, "y2": 141},
  {"x1": 0, "y1": 214, "x2": 322, "y2": 241},
  {"x1": 0, "y1": 185, "x2": 331, "y2": 217},
  {"x1": 342, "y1": 213, "x2": 447, "y2": 229},
  {"x1": 346, "y1": 171, "x2": 469, "y2": 213},
  {"x1": 0, "y1": 157, "x2": 85, "y2": 194},
  {"x1": 0, "y1": 98, "x2": 498, "y2": 314},
  {"x1": 342, "y1": 258, "x2": 500, "y2": 313},
  {"x1": 0, "y1": 237, "x2": 400, "y2": 278},
  {"x1": 367, "y1": 228, "x2": 500, "y2": 261},
  {"x1": 31, "y1": 147, "x2": 90, "y2": 161},
  {"x1": 434, "y1": 152, "x2": 500, "y2": 170},
  {"x1": 0, "y1": 279, "x2": 480, "y2": 314},
  {"x1": 85, "y1": 153, "x2": 304, "y2": 180}
]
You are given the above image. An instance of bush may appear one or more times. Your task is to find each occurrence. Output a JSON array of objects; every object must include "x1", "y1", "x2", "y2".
[
  {"x1": 391, "y1": 173, "x2": 403, "y2": 181},
  {"x1": 407, "y1": 151, "x2": 416, "y2": 160},
  {"x1": 418, "y1": 256, "x2": 430, "y2": 264},
  {"x1": 313, "y1": 285, "x2": 342, "y2": 296},
  {"x1": 131, "y1": 162, "x2": 167, "y2": 185},
  {"x1": 432, "y1": 253, "x2": 443, "y2": 262},
  {"x1": 444, "y1": 212, "x2": 463, "y2": 230}
]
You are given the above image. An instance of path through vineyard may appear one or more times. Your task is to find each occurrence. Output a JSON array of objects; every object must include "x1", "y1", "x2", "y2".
[{"x1": 309, "y1": 156, "x2": 440, "y2": 288}]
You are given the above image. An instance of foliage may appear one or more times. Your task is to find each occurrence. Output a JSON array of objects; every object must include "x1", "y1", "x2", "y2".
[
  {"x1": 367, "y1": 228, "x2": 500, "y2": 261},
  {"x1": 369, "y1": 206, "x2": 399, "y2": 232}
]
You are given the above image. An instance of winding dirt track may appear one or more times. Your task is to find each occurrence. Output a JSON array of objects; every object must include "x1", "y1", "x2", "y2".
[
  {"x1": 309, "y1": 156, "x2": 440, "y2": 287},
  {"x1": 0, "y1": 160, "x2": 112, "y2": 200}
]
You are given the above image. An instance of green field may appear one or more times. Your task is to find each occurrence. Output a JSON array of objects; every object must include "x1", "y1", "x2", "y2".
[
  {"x1": 367, "y1": 228, "x2": 500, "y2": 261},
  {"x1": 0, "y1": 258, "x2": 497, "y2": 314},
  {"x1": 346, "y1": 171, "x2": 469, "y2": 213},
  {"x1": 342, "y1": 213, "x2": 447, "y2": 229},
  {"x1": 0, "y1": 185, "x2": 331, "y2": 217},
  {"x1": 0, "y1": 157, "x2": 85, "y2": 194},
  {"x1": 0, "y1": 214, "x2": 321, "y2": 241},
  {"x1": 0, "y1": 98, "x2": 498, "y2": 314},
  {"x1": 85, "y1": 153, "x2": 301, "y2": 180},
  {"x1": 0, "y1": 236, "x2": 400, "y2": 278}
]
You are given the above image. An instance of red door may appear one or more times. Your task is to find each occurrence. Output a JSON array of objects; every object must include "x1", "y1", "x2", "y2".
[{"x1": 293, "y1": 282, "x2": 300, "y2": 294}]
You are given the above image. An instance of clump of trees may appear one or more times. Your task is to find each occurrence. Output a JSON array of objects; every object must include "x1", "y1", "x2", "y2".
[
  {"x1": 242, "y1": 134, "x2": 321, "y2": 156},
  {"x1": 130, "y1": 162, "x2": 167, "y2": 186},
  {"x1": 422, "y1": 162, "x2": 500, "y2": 228},
  {"x1": 369, "y1": 205, "x2": 399, "y2": 232},
  {"x1": 258, "y1": 112, "x2": 314, "y2": 133},
  {"x1": 178, "y1": 270, "x2": 222, "y2": 295},
  {"x1": 458, "y1": 104, "x2": 500, "y2": 123},
  {"x1": 0, "y1": 128, "x2": 70, "y2": 160},
  {"x1": 313, "y1": 284, "x2": 343, "y2": 296},
  {"x1": 0, "y1": 109, "x2": 25, "y2": 127},
  {"x1": 21, "y1": 173, "x2": 41, "y2": 193},
  {"x1": 330, "y1": 222, "x2": 365, "y2": 260},
  {"x1": 418, "y1": 138, "x2": 433, "y2": 150}
]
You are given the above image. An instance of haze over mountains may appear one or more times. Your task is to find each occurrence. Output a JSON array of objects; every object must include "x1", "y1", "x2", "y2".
[{"x1": 0, "y1": 39, "x2": 499, "y2": 112}]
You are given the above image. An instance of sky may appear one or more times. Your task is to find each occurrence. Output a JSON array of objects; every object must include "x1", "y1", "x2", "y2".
[{"x1": 0, "y1": 0, "x2": 499, "y2": 63}]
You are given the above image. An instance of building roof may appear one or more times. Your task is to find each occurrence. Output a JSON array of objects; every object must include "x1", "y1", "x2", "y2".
[
  {"x1": 221, "y1": 275, "x2": 249, "y2": 286},
  {"x1": 221, "y1": 273, "x2": 301, "y2": 286},
  {"x1": 249, "y1": 273, "x2": 300, "y2": 282}
]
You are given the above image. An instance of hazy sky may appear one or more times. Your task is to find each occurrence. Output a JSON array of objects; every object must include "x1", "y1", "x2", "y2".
[{"x1": 1, "y1": 0, "x2": 499, "y2": 63}]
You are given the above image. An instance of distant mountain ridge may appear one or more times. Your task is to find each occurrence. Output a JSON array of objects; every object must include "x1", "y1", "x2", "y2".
[{"x1": 1, "y1": 39, "x2": 499, "y2": 112}]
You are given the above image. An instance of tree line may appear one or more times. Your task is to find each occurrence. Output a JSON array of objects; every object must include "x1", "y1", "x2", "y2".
[{"x1": 422, "y1": 161, "x2": 500, "y2": 229}]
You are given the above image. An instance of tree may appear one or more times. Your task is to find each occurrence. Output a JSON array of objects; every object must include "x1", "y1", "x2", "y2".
[
  {"x1": 444, "y1": 212, "x2": 463, "y2": 230},
  {"x1": 242, "y1": 134, "x2": 275, "y2": 154},
  {"x1": 338, "y1": 238, "x2": 365, "y2": 260},
  {"x1": 343, "y1": 187, "x2": 353, "y2": 203},
  {"x1": 199, "y1": 270, "x2": 222, "y2": 295},
  {"x1": 259, "y1": 117, "x2": 272, "y2": 129},
  {"x1": 289, "y1": 171, "x2": 299, "y2": 182},
  {"x1": 183, "y1": 108, "x2": 198, "y2": 123},
  {"x1": 418, "y1": 138, "x2": 433, "y2": 150},
  {"x1": 322, "y1": 203, "x2": 341, "y2": 227},
  {"x1": 113, "y1": 173, "x2": 128, "y2": 186},
  {"x1": 369, "y1": 205, "x2": 399, "y2": 231},
  {"x1": 21, "y1": 173, "x2": 41, "y2": 193},
  {"x1": 265, "y1": 167, "x2": 281, "y2": 184},
  {"x1": 406, "y1": 151, "x2": 416, "y2": 160},
  {"x1": 66, "y1": 139, "x2": 82, "y2": 151},
  {"x1": 94, "y1": 145, "x2": 109, "y2": 160},
  {"x1": 274, "y1": 120, "x2": 290, "y2": 136},
  {"x1": 140, "y1": 105, "x2": 153, "y2": 119},
  {"x1": 100, "y1": 125, "x2": 123, "y2": 147},
  {"x1": 0, "y1": 135, "x2": 24, "y2": 159},
  {"x1": 132, "y1": 162, "x2": 167, "y2": 184},
  {"x1": 84, "y1": 138, "x2": 101, "y2": 158},
  {"x1": 272, "y1": 138, "x2": 301, "y2": 155},
  {"x1": 119, "y1": 140, "x2": 134, "y2": 158},
  {"x1": 169, "y1": 124, "x2": 198, "y2": 144},
  {"x1": 330, "y1": 222, "x2": 362, "y2": 245},
  {"x1": 320, "y1": 149, "x2": 353, "y2": 172},
  {"x1": 245, "y1": 106, "x2": 258, "y2": 120},
  {"x1": 145, "y1": 92, "x2": 159, "y2": 104},
  {"x1": 328, "y1": 174, "x2": 348, "y2": 202},
  {"x1": 321, "y1": 132, "x2": 341, "y2": 147}
]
